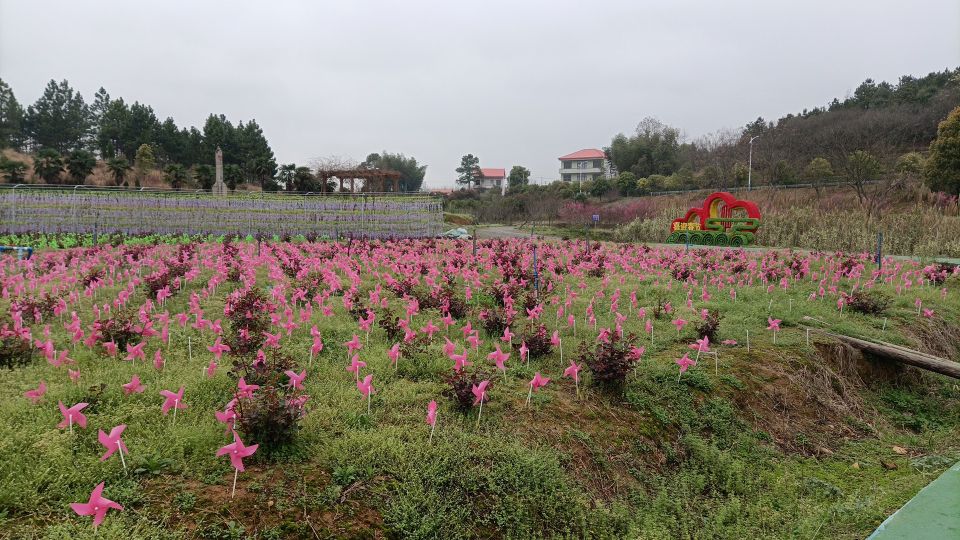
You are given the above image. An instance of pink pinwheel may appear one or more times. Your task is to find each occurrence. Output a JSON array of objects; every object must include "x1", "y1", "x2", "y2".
[
  {"x1": 767, "y1": 318, "x2": 781, "y2": 344},
  {"x1": 122, "y1": 374, "x2": 145, "y2": 395},
  {"x1": 126, "y1": 341, "x2": 146, "y2": 363},
  {"x1": 217, "y1": 430, "x2": 259, "y2": 498},
  {"x1": 421, "y1": 320, "x2": 439, "y2": 339},
  {"x1": 721, "y1": 339, "x2": 738, "y2": 346},
  {"x1": 443, "y1": 337, "x2": 457, "y2": 357},
  {"x1": 69, "y1": 368, "x2": 81, "y2": 383},
  {"x1": 236, "y1": 378, "x2": 259, "y2": 399},
  {"x1": 629, "y1": 345, "x2": 646, "y2": 360},
  {"x1": 451, "y1": 350, "x2": 472, "y2": 372},
  {"x1": 426, "y1": 399, "x2": 439, "y2": 443},
  {"x1": 671, "y1": 318, "x2": 688, "y2": 335},
  {"x1": 153, "y1": 349, "x2": 165, "y2": 370},
  {"x1": 487, "y1": 345, "x2": 510, "y2": 376},
  {"x1": 49, "y1": 350, "x2": 73, "y2": 368},
  {"x1": 357, "y1": 374, "x2": 375, "y2": 413},
  {"x1": 675, "y1": 353, "x2": 696, "y2": 381},
  {"x1": 388, "y1": 342, "x2": 401, "y2": 368},
  {"x1": 550, "y1": 330, "x2": 561, "y2": 348},
  {"x1": 461, "y1": 321, "x2": 473, "y2": 338},
  {"x1": 208, "y1": 338, "x2": 231, "y2": 360},
  {"x1": 344, "y1": 334, "x2": 363, "y2": 357},
  {"x1": 347, "y1": 355, "x2": 366, "y2": 380},
  {"x1": 426, "y1": 400, "x2": 438, "y2": 427},
  {"x1": 519, "y1": 341, "x2": 530, "y2": 365},
  {"x1": 563, "y1": 360, "x2": 582, "y2": 397},
  {"x1": 214, "y1": 404, "x2": 237, "y2": 434},
  {"x1": 358, "y1": 312, "x2": 375, "y2": 333},
  {"x1": 102, "y1": 341, "x2": 118, "y2": 357},
  {"x1": 218, "y1": 430, "x2": 259, "y2": 472},
  {"x1": 501, "y1": 326, "x2": 514, "y2": 344},
  {"x1": 403, "y1": 327, "x2": 418, "y2": 343},
  {"x1": 466, "y1": 332, "x2": 480, "y2": 351},
  {"x1": 441, "y1": 312, "x2": 455, "y2": 331},
  {"x1": 159, "y1": 387, "x2": 186, "y2": 416},
  {"x1": 24, "y1": 380, "x2": 47, "y2": 404},
  {"x1": 471, "y1": 379, "x2": 490, "y2": 427},
  {"x1": 70, "y1": 482, "x2": 123, "y2": 528},
  {"x1": 923, "y1": 308, "x2": 935, "y2": 318},
  {"x1": 471, "y1": 380, "x2": 490, "y2": 406},
  {"x1": 526, "y1": 372, "x2": 550, "y2": 408},
  {"x1": 690, "y1": 336, "x2": 710, "y2": 356},
  {"x1": 263, "y1": 330, "x2": 282, "y2": 349},
  {"x1": 97, "y1": 424, "x2": 129, "y2": 467},
  {"x1": 58, "y1": 401, "x2": 89, "y2": 431},
  {"x1": 284, "y1": 369, "x2": 306, "y2": 390}
]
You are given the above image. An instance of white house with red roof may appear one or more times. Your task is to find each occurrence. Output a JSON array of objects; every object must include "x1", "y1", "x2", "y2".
[
  {"x1": 558, "y1": 149, "x2": 610, "y2": 184},
  {"x1": 476, "y1": 167, "x2": 506, "y2": 192}
]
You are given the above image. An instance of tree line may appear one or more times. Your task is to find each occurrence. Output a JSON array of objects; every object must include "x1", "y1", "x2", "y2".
[
  {"x1": 0, "y1": 78, "x2": 278, "y2": 189},
  {"x1": 0, "y1": 78, "x2": 429, "y2": 192},
  {"x1": 603, "y1": 68, "x2": 960, "y2": 196}
]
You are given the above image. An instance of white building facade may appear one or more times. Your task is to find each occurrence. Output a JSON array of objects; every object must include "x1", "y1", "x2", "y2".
[{"x1": 558, "y1": 149, "x2": 610, "y2": 184}]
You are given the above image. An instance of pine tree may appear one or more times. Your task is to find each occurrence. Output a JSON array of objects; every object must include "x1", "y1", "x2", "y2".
[
  {"x1": 0, "y1": 78, "x2": 25, "y2": 150},
  {"x1": 23, "y1": 80, "x2": 91, "y2": 152}
]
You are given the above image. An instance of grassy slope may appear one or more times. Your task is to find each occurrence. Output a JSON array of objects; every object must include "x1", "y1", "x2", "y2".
[{"x1": 0, "y1": 241, "x2": 958, "y2": 539}]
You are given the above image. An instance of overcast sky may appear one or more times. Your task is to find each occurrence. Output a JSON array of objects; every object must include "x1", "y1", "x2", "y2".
[{"x1": 2, "y1": 1, "x2": 958, "y2": 187}]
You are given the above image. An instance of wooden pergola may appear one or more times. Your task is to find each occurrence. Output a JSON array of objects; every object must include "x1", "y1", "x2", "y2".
[{"x1": 316, "y1": 168, "x2": 403, "y2": 193}]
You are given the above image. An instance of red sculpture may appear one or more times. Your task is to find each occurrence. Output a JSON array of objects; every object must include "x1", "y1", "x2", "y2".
[{"x1": 667, "y1": 192, "x2": 762, "y2": 246}]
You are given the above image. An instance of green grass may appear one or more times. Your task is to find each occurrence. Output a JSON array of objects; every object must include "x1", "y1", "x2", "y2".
[{"x1": 0, "y1": 242, "x2": 958, "y2": 539}]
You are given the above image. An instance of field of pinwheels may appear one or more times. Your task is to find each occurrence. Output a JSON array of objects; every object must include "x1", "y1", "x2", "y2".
[{"x1": 1, "y1": 238, "x2": 959, "y2": 539}]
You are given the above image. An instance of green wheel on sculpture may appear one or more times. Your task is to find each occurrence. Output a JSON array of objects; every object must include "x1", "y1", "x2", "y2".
[
  {"x1": 666, "y1": 232, "x2": 681, "y2": 243},
  {"x1": 700, "y1": 232, "x2": 715, "y2": 246},
  {"x1": 714, "y1": 233, "x2": 729, "y2": 246},
  {"x1": 729, "y1": 235, "x2": 745, "y2": 247},
  {"x1": 689, "y1": 232, "x2": 703, "y2": 245}
]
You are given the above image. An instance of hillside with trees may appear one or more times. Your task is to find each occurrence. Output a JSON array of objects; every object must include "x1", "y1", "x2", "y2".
[{"x1": 605, "y1": 68, "x2": 960, "y2": 195}]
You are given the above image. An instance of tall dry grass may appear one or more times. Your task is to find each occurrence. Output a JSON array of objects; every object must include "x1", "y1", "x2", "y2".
[{"x1": 614, "y1": 184, "x2": 960, "y2": 258}]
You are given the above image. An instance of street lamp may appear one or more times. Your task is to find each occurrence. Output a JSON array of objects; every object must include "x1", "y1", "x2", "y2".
[{"x1": 747, "y1": 135, "x2": 760, "y2": 191}]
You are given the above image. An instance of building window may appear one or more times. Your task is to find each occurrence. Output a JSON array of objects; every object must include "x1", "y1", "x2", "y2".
[
  {"x1": 594, "y1": 160, "x2": 603, "y2": 168},
  {"x1": 563, "y1": 174, "x2": 571, "y2": 181}
]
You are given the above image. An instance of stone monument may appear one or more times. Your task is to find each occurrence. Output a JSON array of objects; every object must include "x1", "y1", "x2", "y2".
[{"x1": 212, "y1": 146, "x2": 227, "y2": 196}]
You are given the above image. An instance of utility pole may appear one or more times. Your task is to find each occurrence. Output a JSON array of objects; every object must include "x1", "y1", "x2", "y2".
[{"x1": 748, "y1": 135, "x2": 760, "y2": 191}]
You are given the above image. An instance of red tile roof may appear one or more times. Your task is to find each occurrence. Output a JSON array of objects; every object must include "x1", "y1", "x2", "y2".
[
  {"x1": 558, "y1": 149, "x2": 606, "y2": 160},
  {"x1": 478, "y1": 168, "x2": 506, "y2": 178}
]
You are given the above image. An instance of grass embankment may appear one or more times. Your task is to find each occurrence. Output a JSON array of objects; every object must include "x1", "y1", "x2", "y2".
[{"x1": 0, "y1": 240, "x2": 958, "y2": 539}]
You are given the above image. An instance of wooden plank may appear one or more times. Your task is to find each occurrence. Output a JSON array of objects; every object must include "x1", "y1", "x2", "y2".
[{"x1": 821, "y1": 331, "x2": 960, "y2": 379}]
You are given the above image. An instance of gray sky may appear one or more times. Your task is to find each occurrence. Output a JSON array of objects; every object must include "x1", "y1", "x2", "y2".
[{"x1": 2, "y1": 1, "x2": 958, "y2": 188}]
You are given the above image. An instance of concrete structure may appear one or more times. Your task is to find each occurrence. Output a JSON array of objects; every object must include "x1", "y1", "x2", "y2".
[
  {"x1": 476, "y1": 168, "x2": 506, "y2": 192},
  {"x1": 558, "y1": 149, "x2": 609, "y2": 185},
  {"x1": 212, "y1": 146, "x2": 227, "y2": 196}
]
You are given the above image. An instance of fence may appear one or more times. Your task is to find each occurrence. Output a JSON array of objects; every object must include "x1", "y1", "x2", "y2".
[{"x1": 0, "y1": 185, "x2": 444, "y2": 238}]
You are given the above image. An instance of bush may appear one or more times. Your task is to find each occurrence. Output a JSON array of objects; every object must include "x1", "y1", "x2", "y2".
[
  {"x1": 478, "y1": 306, "x2": 511, "y2": 338},
  {"x1": 517, "y1": 322, "x2": 552, "y2": 359},
  {"x1": 232, "y1": 350, "x2": 308, "y2": 456},
  {"x1": 95, "y1": 307, "x2": 142, "y2": 350},
  {"x1": 578, "y1": 332, "x2": 640, "y2": 390},
  {"x1": 224, "y1": 287, "x2": 272, "y2": 355},
  {"x1": 377, "y1": 306, "x2": 406, "y2": 343},
  {"x1": 695, "y1": 310, "x2": 722, "y2": 342},
  {"x1": 443, "y1": 369, "x2": 492, "y2": 410},
  {"x1": 11, "y1": 293, "x2": 59, "y2": 321},
  {"x1": 844, "y1": 290, "x2": 892, "y2": 315},
  {"x1": 0, "y1": 327, "x2": 33, "y2": 369}
]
